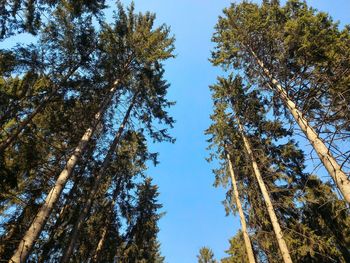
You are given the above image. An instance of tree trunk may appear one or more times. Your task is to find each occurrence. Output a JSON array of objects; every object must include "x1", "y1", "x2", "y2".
[
  {"x1": 92, "y1": 166, "x2": 125, "y2": 263},
  {"x1": 91, "y1": 200, "x2": 115, "y2": 263},
  {"x1": 249, "y1": 48, "x2": 350, "y2": 204},
  {"x1": 236, "y1": 119, "x2": 293, "y2": 263},
  {"x1": 38, "y1": 165, "x2": 86, "y2": 263},
  {"x1": 0, "y1": 193, "x2": 40, "y2": 260},
  {"x1": 0, "y1": 62, "x2": 84, "y2": 153},
  {"x1": 9, "y1": 80, "x2": 120, "y2": 263},
  {"x1": 227, "y1": 153, "x2": 256, "y2": 263},
  {"x1": 60, "y1": 93, "x2": 137, "y2": 263}
]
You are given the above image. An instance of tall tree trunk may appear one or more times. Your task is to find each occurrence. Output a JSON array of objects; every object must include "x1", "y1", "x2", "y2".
[
  {"x1": 38, "y1": 164, "x2": 86, "y2": 263},
  {"x1": 91, "y1": 201, "x2": 114, "y2": 263},
  {"x1": 236, "y1": 118, "x2": 293, "y2": 263},
  {"x1": 0, "y1": 62, "x2": 84, "y2": 153},
  {"x1": 91, "y1": 171, "x2": 125, "y2": 263},
  {"x1": 91, "y1": 165, "x2": 125, "y2": 263},
  {"x1": 60, "y1": 93, "x2": 137, "y2": 263},
  {"x1": 248, "y1": 48, "x2": 350, "y2": 203},
  {"x1": 92, "y1": 226, "x2": 108, "y2": 261},
  {"x1": 9, "y1": 80, "x2": 120, "y2": 263},
  {"x1": 226, "y1": 153, "x2": 256, "y2": 263}
]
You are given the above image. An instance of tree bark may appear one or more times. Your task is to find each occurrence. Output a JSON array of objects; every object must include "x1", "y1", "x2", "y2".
[
  {"x1": 38, "y1": 165, "x2": 86, "y2": 263},
  {"x1": 9, "y1": 80, "x2": 120, "y2": 263},
  {"x1": 92, "y1": 225, "x2": 108, "y2": 262},
  {"x1": 91, "y1": 165, "x2": 125, "y2": 263},
  {"x1": 60, "y1": 92, "x2": 137, "y2": 263},
  {"x1": 236, "y1": 119, "x2": 293, "y2": 263},
  {"x1": 0, "y1": 193, "x2": 40, "y2": 260},
  {"x1": 91, "y1": 200, "x2": 115, "y2": 263},
  {"x1": 226, "y1": 153, "x2": 256, "y2": 263},
  {"x1": 249, "y1": 48, "x2": 350, "y2": 204}
]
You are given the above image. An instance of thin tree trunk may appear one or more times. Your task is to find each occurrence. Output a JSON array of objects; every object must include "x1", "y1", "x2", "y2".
[
  {"x1": 9, "y1": 80, "x2": 120, "y2": 263},
  {"x1": 38, "y1": 166, "x2": 86, "y2": 263},
  {"x1": 236, "y1": 119, "x2": 293, "y2": 263},
  {"x1": 227, "y1": 153, "x2": 256, "y2": 263},
  {"x1": 0, "y1": 62, "x2": 84, "y2": 153},
  {"x1": 248, "y1": 48, "x2": 350, "y2": 204},
  {"x1": 60, "y1": 93, "x2": 137, "y2": 263},
  {"x1": 91, "y1": 201, "x2": 114, "y2": 263},
  {"x1": 91, "y1": 164, "x2": 125, "y2": 263},
  {"x1": 92, "y1": 226, "x2": 108, "y2": 262}
]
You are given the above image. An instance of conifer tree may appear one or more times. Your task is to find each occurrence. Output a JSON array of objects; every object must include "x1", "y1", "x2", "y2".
[
  {"x1": 2, "y1": 2, "x2": 174, "y2": 262},
  {"x1": 226, "y1": 153, "x2": 256, "y2": 263},
  {"x1": 0, "y1": 0, "x2": 106, "y2": 39},
  {"x1": 221, "y1": 231, "x2": 249, "y2": 263},
  {"x1": 0, "y1": 4, "x2": 99, "y2": 192},
  {"x1": 197, "y1": 247, "x2": 217, "y2": 263},
  {"x1": 207, "y1": 75, "x2": 350, "y2": 262},
  {"x1": 211, "y1": 0, "x2": 350, "y2": 203},
  {"x1": 120, "y1": 177, "x2": 165, "y2": 263}
]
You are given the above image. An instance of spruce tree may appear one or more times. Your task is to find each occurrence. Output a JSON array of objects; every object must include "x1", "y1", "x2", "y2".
[
  {"x1": 211, "y1": 0, "x2": 350, "y2": 203},
  {"x1": 207, "y1": 75, "x2": 350, "y2": 262},
  {"x1": 0, "y1": 0, "x2": 106, "y2": 39},
  {"x1": 197, "y1": 247, "x2": 217, "y2": 263},
  {"x1": 0, "y1": 2, "x2": 174, "y2": 262}
]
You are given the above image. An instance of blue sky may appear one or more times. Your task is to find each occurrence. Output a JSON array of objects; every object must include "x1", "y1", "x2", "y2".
[{"x1": 112, "y1": 1, "x2": 350, "y2": 262}]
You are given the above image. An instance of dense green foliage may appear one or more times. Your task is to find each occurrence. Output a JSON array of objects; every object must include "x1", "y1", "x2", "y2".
[
  {"x1": 0, "y1": 0, "x2": 107, "y2": 39},
  {"x1": 207, "y1": 75, "x2": 350, "y2": 262},
  {"x1": 212, "y1": 0, "x2": 350, "y2": 171},
  {"x1": 0, "y1": 2, "x2": 174, "y2": 262},
  {"x1": 197, "y1": 247, "x2": 217, "y2": 263},
  {"x1": 208, "y1": 0, "x2": 350, "y2": 262},
  {"x1": 1, "y1": 0, "x2": 350, "y2": 262}
]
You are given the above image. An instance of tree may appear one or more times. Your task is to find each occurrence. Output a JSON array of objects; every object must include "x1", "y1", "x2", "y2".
[
  {"x1": 121, "y1": 178, "x2": 165, "y2": 263},
  {"x1": 3, "y1": 2, "x2": 174, "y2": 262},
  {"x1": 0, "y1": 3, "x2": 99, "y2": 188},
  {"x1": 206, "y1": 75, "x2": 350, "y2": 262},
  {"x1": 0, "y1": 0, "x2": 106, "y2": 39},
  {"x1": 59, "y1": 4, "x2": 175, "y2": 260},
  {"x1": 221, "y1": 231, "x2": 249, "y2": 263},
  {"x1": 236, "y1": 115, "x2": 293, "y2": 263},
  {"x1": 197, "y1": 247, "x2": 217, "y2": 263},
  {"x1": 211, "y1": 0, "x2": 350, "y2": 203},
  {"x1": 226, "y1": 153, "x2": 256, "y2": 263},
  {"x1": 207, "y1": 76, "x2": 292, "y2": 263}
]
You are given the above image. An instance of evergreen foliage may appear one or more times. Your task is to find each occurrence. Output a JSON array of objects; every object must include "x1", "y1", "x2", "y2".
[
  {"x1": 1, "y1": 0, "x2": 350, "y2": 262},
  {"x1": 208, "y1": 1, "x2": 350, "y2": 262},
  {"x1": 197, "y1": 247, "x2": 217, "y2": 263},
  {"x1": 0, "y1": 1, "x2": 173, "y2": 262}
]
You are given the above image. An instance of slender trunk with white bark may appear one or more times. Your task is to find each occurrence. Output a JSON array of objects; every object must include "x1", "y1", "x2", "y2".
[
  {"x1": 249, "y1": 48, "x2": 350, "y2": 203},
  {"x1": 9, "y1": 80, "x2": 120, "y2": 263},
  {"x1": 60, "y1": 93, "x2": 137, "y2": 263},
  {"x1": 227, "y1": 153, "x2": 256, "y2": 263},
  {"x1": 236, "y1": 119, "x2": 293, "y2": 263}
]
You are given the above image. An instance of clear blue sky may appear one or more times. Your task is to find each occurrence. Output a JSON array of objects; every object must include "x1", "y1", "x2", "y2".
[{"x1": 111, "y1": 1, "x2": 350, "y2": 262}]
